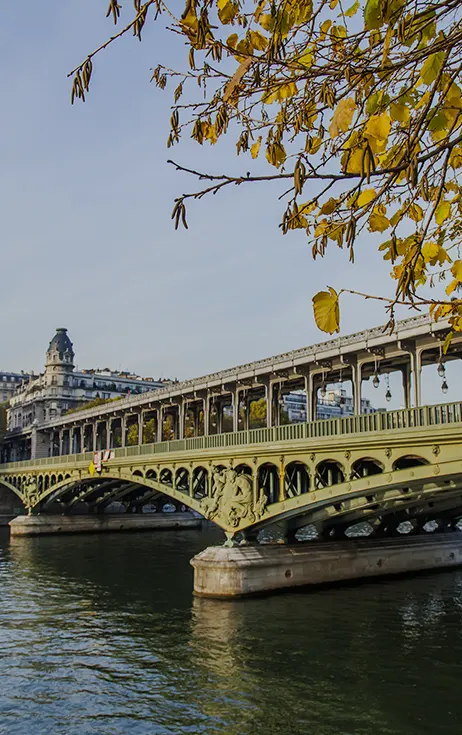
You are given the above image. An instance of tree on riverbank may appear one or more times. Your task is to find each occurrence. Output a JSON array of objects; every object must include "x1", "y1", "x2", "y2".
[{"x1": 71, "y1": 0, "x2": 462, "y2": 341}]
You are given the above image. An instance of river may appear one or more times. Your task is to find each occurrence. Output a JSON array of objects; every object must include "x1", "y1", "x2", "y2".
[{"x1": 1, "y1": 526, "x2": 462, "y2": 734}]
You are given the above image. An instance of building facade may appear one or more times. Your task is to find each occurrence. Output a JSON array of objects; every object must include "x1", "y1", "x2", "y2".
[
  {"x1": 283, "y1": 389, "x2": 378, "y2": 422},
  {"x1": 7, "y1": 328, "x2": 169, "y2": 434},
  {"x1": 0, "y1": 372, "x2": 30, "y2": 404}
]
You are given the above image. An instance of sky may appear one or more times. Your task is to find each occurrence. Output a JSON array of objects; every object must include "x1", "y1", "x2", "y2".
[{"x1": 0, "y1": 1, "x2": 457, "y2": 408}]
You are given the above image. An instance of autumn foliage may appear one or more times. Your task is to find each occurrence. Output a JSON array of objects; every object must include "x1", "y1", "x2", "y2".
[{"x1": 71, "y1": 0, "x2": 462, "y2": 341}]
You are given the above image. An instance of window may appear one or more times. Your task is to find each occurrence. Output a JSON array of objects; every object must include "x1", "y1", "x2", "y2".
[{"x1": 51, "y1": 376, "x2": 57, "y2": 385}]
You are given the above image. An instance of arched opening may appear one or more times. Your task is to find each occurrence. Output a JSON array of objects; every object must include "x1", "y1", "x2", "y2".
[
  {"x1": 351, "y1": 458, "x2": 384, "y2": 479},
  {"x1": 258, "y1": 463, "x2": 280, "y2": 505},
  {"x1": 235, "y1": 463, "x2": 252, "y2": 476},
  {"x1": 57, "y1": 474, "x2": 63, "y2": 483},
  {"x1": 175, "y1": 467, "x2": 190, "y2": 494},
  {"x1": 285, "y1": 461, "x2": 310, "y2": 497},
  {"x1": 160, "y1": 468, "x2": 173, "y2": 487},
  {"x1": 315, "y1": 460, "x2": 345, "y2": 489},
  {"x1": 192, "y1": 467, "x2": 208, "y2": 499},
  {"x1": 145, "y1": 469, "x2": 157, "y2": 481},
  {"x1": 50, "y1": 474, "x2": 57, "y2": 486},
  {"x1": 133, "y1": 470, "x2": 144, "y2": 478},
  {"x1": 393, "y1": 455, "x2": 429, "y2": 471},
  {"x1": 44, "y1": 476, "x2": 50, "y2": 490}
]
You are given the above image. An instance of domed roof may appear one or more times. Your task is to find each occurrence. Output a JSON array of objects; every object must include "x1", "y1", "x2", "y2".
[{"x1": 47, "y1": 328, "x2": 74, "y2": 355}]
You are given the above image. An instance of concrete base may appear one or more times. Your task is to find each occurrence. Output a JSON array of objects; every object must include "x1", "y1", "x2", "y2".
[
  {"x1": 191, "y1": 534, "x2": 462, "y2": 598},
  {"x1": 9, "y1": 512, "x2": 202, "y2": 537}
]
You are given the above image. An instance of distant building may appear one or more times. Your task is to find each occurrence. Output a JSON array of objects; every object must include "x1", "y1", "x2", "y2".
[
  {"x1": 7, "y1": 328, "x2": 169, "y2": 433},
  {"x1": 0, "y1": 372, "x2": 30, "y2": 404},
  {"x1": 283, "y1": 388, "x2": 378, "y2": 422}
]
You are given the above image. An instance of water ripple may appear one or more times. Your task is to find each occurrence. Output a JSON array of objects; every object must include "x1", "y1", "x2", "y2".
[{"x1": 1, "y1": 528, "x2": 462, "y2": 735}]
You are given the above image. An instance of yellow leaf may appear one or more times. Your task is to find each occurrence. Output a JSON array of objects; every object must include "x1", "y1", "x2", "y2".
[
  {"x1": 390, "y1": 103, "x2": 410, "y2": 124},
  {"x1": 364, "y1": 112, "x2": 391, "y2": 143},
  {"x1": 218, "y1": 0, "x2": 238, "y2": 24},
  {"x1": 305, "y1": 135, "x2": 323, "y2": 154},
  {"x1": 408, "y1": 203, "x2": 424, "y2": 222},
  {"x1": 356, "y1": 188, "x2": 376, "y2": 207},
  {"x1": 345, "y1": 0, "x2": 359, "y2": 17},
  {"x1": 435, "y1": 201, "x2": 451, "y2": 225},
  {"x1": 265, "y1": 141, "x2": 286, "y2": 168},
  {"x1": 368, "y1": 212, "x2": 390, "y2": 232},
  {"x1": 319, "y1": 19, "x2": 332, "y2": 40},
  {"x1": 329, "y1": 97, "x2": 356, "y2": 138},
  {"x1": 259, "y1": 13, "x2": 272, "y2": 31},
  {"x1": 446, "y1": 279, "x2": 459, "y2": 296},
  {"x1": 421, "y1": 241, "x2": 439, "y2": 263},
  {"x1": 227, "y1": 33, "x2": 238, "y2": 49},
  {"x1": 250, "y1": 136, "x2": 262, "y2": 159},
  {"x1": 277, "y1": 81, "x2": 298, "y2": 101},
  {"x1": 343, "y1": 147, "x2": 364, "y2": 174},
  {"x1": 418, "y1": 52, "x2": 445, "y2": 86},
  {"x1": 451, "y1": 260, "x2": 462, "y2": 281},
  {"x1": 321, "y1": 197, "x2": 337, "y2": 215},
  {"x1": 312, "y1": 287, "x2": 340, "y2": 334},
  {"x1": 249, "y1": 30, "x2": 268, "y2": 51},
  {"x1": 181, "y1": 6, "x2": 198, "y2": 30},
  {"x1": 206, "y1": 123, "x2": 217, "y2": 144}
]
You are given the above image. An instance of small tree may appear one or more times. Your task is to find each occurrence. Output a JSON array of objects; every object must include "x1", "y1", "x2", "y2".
[
  {"x1": 249, "y1": 397, "x2": 267, "y2": 428},
  {"x1": 127, "y1": 423, "x2": 139, "y2": 445},
  {"x1": 143, "y1": 418, "x2": 156, "y2": 443}
]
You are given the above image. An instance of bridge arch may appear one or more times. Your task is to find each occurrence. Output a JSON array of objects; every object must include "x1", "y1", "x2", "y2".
[
  {"x1": 175, "y1": 467, "x2": 190, "y2": 494},
  {"x1": 0, "y1": 478, "x2": 26, "y2": 505},
  {"x1": 285, "y1": 461, "x2": 310, "y2": 497},
  {"x1": 160, "y1": 468, "x2": 173, "y2": 487},
  {"x1": 258, "y1": 462, "x2": 279, "y2": 505},
  {"x1": 192, "y1": 466, "x2": 208, "y2": 499},
  {"x1": 393, "y1": 455, "x2": 429, "y2": 471},
  {"x1": 315, "y1": 459, "x2": 345, "y2": 489},
  {"x1": 235, "y1": 463, "x2": 252, "y2": 476},
  {"x1": 351, "y1": 457, "x2": 384, "y2": 479}
]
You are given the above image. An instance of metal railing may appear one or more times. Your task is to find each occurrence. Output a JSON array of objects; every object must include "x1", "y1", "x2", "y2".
[{"x1": 2, "y1": 400, "x2": 462, "y2": 471}]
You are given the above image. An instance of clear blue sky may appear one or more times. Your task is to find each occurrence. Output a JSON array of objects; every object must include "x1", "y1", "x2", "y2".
[{"x1": 0, "y1": 1, "x2": 455, "y2": 406}]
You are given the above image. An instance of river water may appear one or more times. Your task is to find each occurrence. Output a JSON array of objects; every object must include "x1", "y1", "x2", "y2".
[{"x1": 1, "y1": 526, "x2": 462, "y2": 735}]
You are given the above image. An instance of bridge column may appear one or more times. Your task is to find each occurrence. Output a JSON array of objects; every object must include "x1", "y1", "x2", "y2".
[
  {"x1": 347, "y1": 358, "x2": 362, "y2": 415},
  {"x1": 399, "y1": 340, "x2": 422, "y2": 407},
  {"x1": 157, "y1": 406, "x2": 163, "y2": 442},
  {"x1": 412, "y1": 349, "x2": 422, "y2": 407},
  {"x1": 203, "y1": 394, "x2": 210, "y2": 436},
  {"x1": 92, "y1": 423, "x2": 97, "y2": 452},
  {"x1": 107, "y1": 420, "x2": 112, "y2": 449},
  {"x1": 239, "y1": 390, "x2": 249, "y2": 431},
  {"x1": 231, "y1": 389, "x2": 239, "y2": 433},
  {"x1": 138, "y1": 413, "x2": 143, "y2": 445},
  {"x1": 304, "y1": 372, "x2": 313, "y2": 423},
  {"x1": 214, "y1": 399, "x2": 223, "y2": 434},
  {"x1": 264, "y1": 381, "x2": 274, "y2": 428},
  {"x1": 401, "y1": 364, "x2": 411, "y2": 409},
  {"x1": 178, "y1": 402, "x2": 185, "y2": 440}
]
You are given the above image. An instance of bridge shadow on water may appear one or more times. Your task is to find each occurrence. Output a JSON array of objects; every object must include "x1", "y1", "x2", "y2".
[{"x1": 2, "y1": 527, "x2": 462, "y2": 735}]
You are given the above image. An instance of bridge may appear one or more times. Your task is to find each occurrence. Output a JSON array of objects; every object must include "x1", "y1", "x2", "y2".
[
  {"x1": 0, "y1": 399, "x2": 462, "y2": 538},
  {"x1": 2, "y1": 315, "x2": 462, "y2": 595}
]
